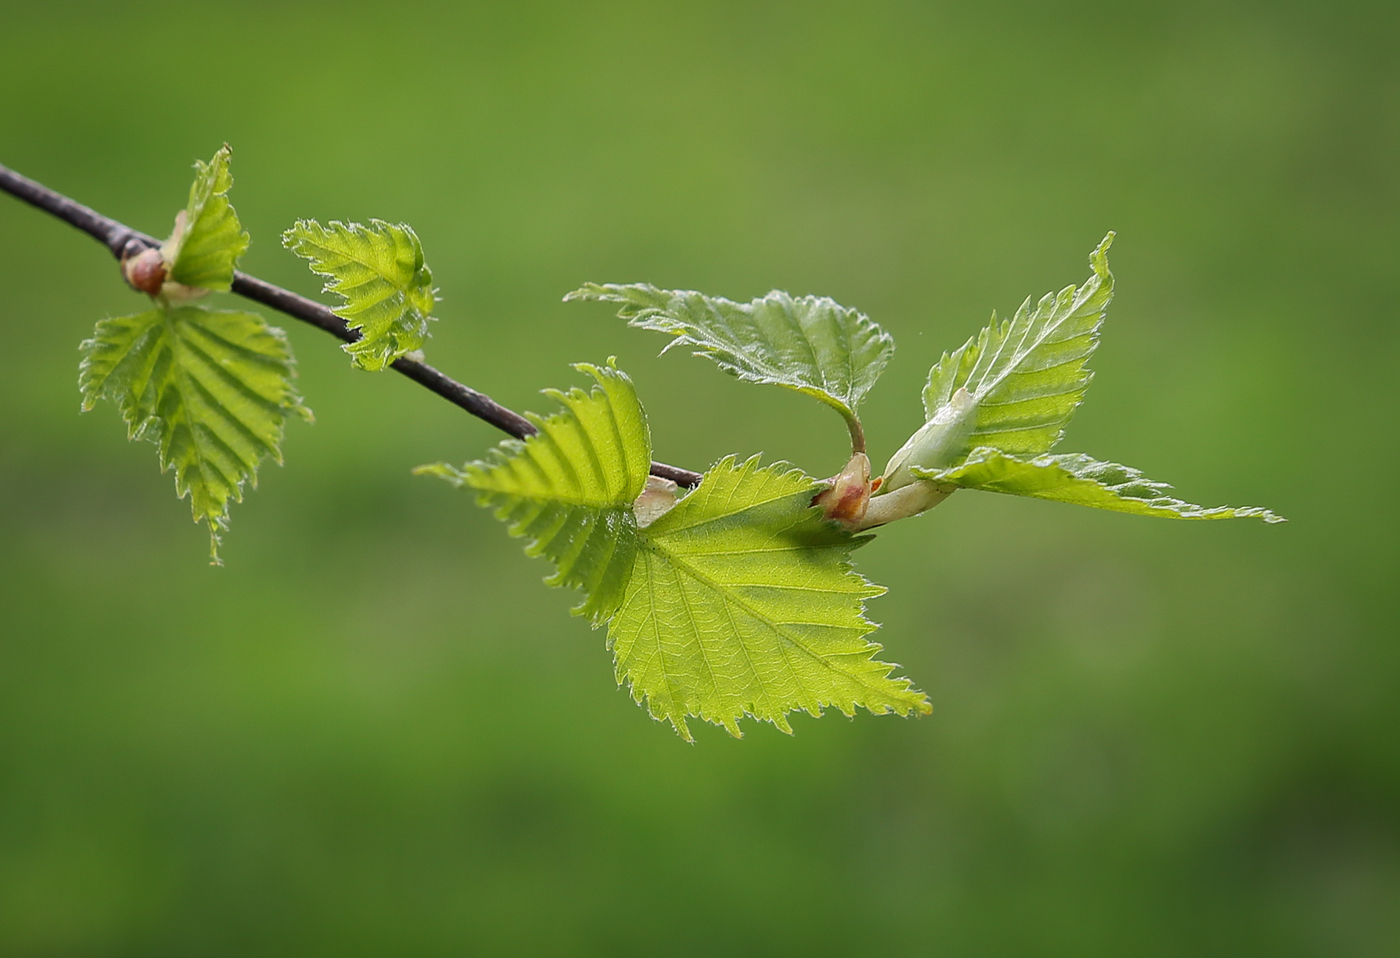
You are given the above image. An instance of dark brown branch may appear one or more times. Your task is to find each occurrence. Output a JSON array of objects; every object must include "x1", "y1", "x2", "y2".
[{"x1": 0, "y1": 160, "x2": 703, "y2": 488}]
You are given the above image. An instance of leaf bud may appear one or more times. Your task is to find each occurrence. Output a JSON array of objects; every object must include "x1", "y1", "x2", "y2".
[
  {"x1": 634, "y1": 475, "x2": 680, "y2": 528},
  {"x1": 880, "y1": 387, "x2": 977, "y2": 493},
  {"x1": 858, "y1": 479, "x2": 956, "y2": 529},
  {"x1": 813, "y1": 452, "x2": 872, "y2": 529},
  {"x1": 121, "y1": 247, "x2": 167, "y2": 296}
]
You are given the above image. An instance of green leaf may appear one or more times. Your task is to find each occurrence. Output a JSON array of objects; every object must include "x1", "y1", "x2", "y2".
[
  {"x1": 79, "y1": 306, "x2": 311, "y2": 561},
  {"x1": 912, "y1": 446, "x2": 1284, "y2": 523},
  {"x1": 884, "y1": 233, "x2": 1114, "y2": 490},
  {"x1": 610, "y1": 455, "x2": 930, "y2": 741},
  {"x1": 282, "y1": 218, "x2": 436, "y2": 371},
  {"x1": 566, "y1": 284, "x2": 894, "y2": 437},
  {"x1": 421, "y1": 364, "x2": 926, "y2": 739},
  {"x1": 415, "y1": 361, "x2": 652, "y2": 625},
  {"x1": 161, "y1": 145, "x2": 249, "y2": 292}
]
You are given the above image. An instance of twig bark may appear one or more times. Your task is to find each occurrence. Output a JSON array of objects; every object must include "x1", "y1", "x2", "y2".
[{"x1": 0, "y1": 161, "x2": 703, "y2": 488}]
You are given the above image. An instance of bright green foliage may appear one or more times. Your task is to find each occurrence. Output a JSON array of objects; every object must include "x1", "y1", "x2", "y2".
[
  {"x1": 416, "y1": 362, "x2": 652, "y2": 625},
  {"x1": 160, "y1": 145, "x2": 248, "y2": 292},
  {"x1": 282, "y1": 219, "x2": 436, "y2": 371},
  {"x1": 912, "y1": 447, "x2": 1284, "y2": 522},
  {"x1": 884, "y1": 234, "x2": 1114, "y2": 490},
  {"x1": 39, "y1": 127, "x2": 1279, "y2": 745},
  {"x1": 610, "y1": 455, "x2": 929, "y2": 741},
  {"x1": 929, "y1": 231, "x2": 1114, "y2": 453},
  {"x1": 874, "y1": 233, "x2": 1277, "y2": 526},
  {"x1": 566, "y1": 283, "x2": 894, "y2": 435},
  {"x1": 79, "y1": 306, "x2": 310, "y2": 561},
  {"x1": 421, "y1": 363, "x2": 926, "y2": 739}
]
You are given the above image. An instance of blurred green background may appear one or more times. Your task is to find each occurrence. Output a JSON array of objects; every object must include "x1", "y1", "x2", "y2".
[{"x1": 1, "y1": 1, "x2": 1396, "y2": 954}]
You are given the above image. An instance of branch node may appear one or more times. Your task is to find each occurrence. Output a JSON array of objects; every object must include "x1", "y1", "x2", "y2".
[{"x1": 121, "y1": 246, "x2": 166, "y2": 295}]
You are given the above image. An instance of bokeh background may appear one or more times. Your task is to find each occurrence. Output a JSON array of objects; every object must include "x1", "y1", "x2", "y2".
[{"x1": 1, "y1": 1, "x2": 1396, "y2": 954}]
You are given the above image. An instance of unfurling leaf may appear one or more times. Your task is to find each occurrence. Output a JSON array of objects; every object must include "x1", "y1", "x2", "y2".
[
  {"x1": 884, "y1": 233, "x2": 1114, "y2": 491},
  {"x1": 911, "y1": 446, "x2": 1284, "y2": 523},
  {"x1": 415, "y1": 361, "x2": 651, "y2": 624},
  {"x1": 611, "y1": 455, "x2": 928, "y2": 741},
  {"x1": 160, "y1": 145, "x2": 249, "y2": 292},
  {"x1": 79, "y1": 306, "x2": 310, "y2": 561},
  {"x1": 282, "y1": 218, "x2": 436, "y2": 371},
  {"x1": 566, "y1": 283, "x2": 894, "y2": 439}
]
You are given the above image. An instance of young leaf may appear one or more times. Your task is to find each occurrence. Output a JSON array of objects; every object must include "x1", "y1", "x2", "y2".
[
  {"x1": 160, "y1": 145, "x2": 249, "y2": 292},
  {"x1": 610, "y1": 455, "x2": 930, "y2": 741},
  {"x1": 421, "y1": 364, "x2": 926, "y2": 740},
  {"x1": 911, "y1": 446, "x2": 1284, "y2": 523},
  {"x1": 566, "y1": 284, "x2": 894, "y2": 441},
  {"x1": 415, "y1": 362, "x2": 651, "y2": 624},
  {"x1": 79, "y1": 306, "x2": 310, "y2": 560},
  {"x1": 282, "y1": 218, "x2": 436, "y2": 371},
  {"x1": 884, "y1": 233, "x2": 1114, "y2": 490}
]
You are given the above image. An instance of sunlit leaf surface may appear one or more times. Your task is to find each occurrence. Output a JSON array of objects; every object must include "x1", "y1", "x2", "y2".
[
  {"x1": 283, "y1": 218, "x2": 436, "y2": 370},
  {"x1": 79, "y1": 306, "x2": 309, "y2": 560}
]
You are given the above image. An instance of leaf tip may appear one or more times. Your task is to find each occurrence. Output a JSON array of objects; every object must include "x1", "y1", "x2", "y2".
[
  {"x1": 665, "y1": 712, "x2": 696, "y2": 743},
  {"x1": 413, "y1": 462, "x2": 467, "y2": 485},
  {"x1": 1091, "y1": 231, "x2": 1116, "y2": 274},
  {"x1": 562, "y1": 283, "x2": 607, "y2": 303},
  {"x1": 204, "y1": 515, "x2": 226, "y2": 566}
]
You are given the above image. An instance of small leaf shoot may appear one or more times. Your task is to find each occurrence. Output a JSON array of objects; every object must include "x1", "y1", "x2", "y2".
[
  {"x1": 883, "y1": 233, "x2": 1114, "y2": 491},
  {"x1": 566, "y1": 284, "x2": 894, "y2": 451},
  {"x1": 160, "y1": 145, "x2": 249, "y2": 293},
  {"x1": 79, "y1": 306, "x2": 310, "y2": 561},
  {"x1": 282, "y1": 218, "x2": 437, "y2": 371}
]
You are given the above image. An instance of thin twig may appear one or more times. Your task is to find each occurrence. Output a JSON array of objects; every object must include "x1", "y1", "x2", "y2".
[{"x1": 0, "y1": 160, "x2": 703, "y2": 488}]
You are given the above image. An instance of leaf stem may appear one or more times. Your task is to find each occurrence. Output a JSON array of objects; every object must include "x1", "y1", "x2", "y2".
[
  {"x1": 0, "y1": 160, "x2": 703, "y2": 488},
  {"x1": 843, "y1": 410, "x2": 866, "y2": 455}
]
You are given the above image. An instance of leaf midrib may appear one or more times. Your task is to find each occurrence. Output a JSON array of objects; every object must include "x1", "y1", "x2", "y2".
[
  {"x1": 296, "y1": 228, "x2": 418, "y2": 299},
  {"x1": 638, "y1": 537, "x2": 908, "y2": 705},
  {"x1": 969, "y1": 285, "x2": 1102, "y2": 405}
]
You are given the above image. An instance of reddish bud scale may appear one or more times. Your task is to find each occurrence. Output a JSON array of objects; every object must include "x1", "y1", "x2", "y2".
[
  {"x1": 122, "y1": 248, "x2": 167, "y2": 296},
  {"x1": 813, "y1": 452, "x2": 872, "y2": 529}
]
